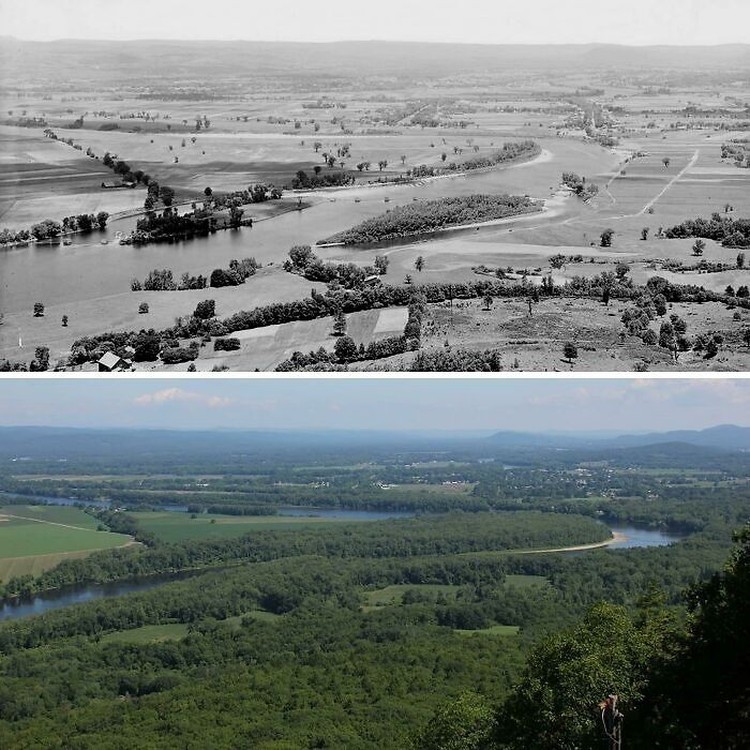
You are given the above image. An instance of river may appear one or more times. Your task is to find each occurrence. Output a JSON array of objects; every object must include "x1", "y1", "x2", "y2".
[
  {"x1": 0, "y1": 152, "x2": 576, "y2": 314},
  {"x1": 0, "y1": 513, "x2": 683, "y2": 623}
]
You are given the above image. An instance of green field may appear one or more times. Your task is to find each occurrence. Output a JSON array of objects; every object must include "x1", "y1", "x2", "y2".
[
  {"x1": 0, "y1": 505, "x2": 133, "y2": 581},
  {"x1": 100, "y1": 623, "x2": 190, "y2": 645},
  {"x1": 132, "y1": 511, "x2": 362, "y2": 543},
  {"x1": 101, "y1": 610, "x2": 281, "y2": 644},
  {"x1": 363, "y1": 577, "x2": 548, "y2": 610},
  {"x1": 504, "y1": 574, "x2": 551, "y2": 588},
  {"x1": 455, "y1": 625, "x2": 520, "y2": 637},
  {"x1": 363, "y1": 584, "x2": 462, "y2": 609}
]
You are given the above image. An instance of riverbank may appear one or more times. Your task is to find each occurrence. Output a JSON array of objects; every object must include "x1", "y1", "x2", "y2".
[
  {"x1": 295, "y1": 145, "x2": 549, "y2": 202},
  {"x1": 513, "y1": 531, "x2": 628, "y2": 554}
]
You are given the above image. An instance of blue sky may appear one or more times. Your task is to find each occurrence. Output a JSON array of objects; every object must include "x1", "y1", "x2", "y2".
[
  {"x1": 0, "y1": 377, "x2": 748, "y2": 432},
  {"x1": 2, "y1": 0, "x2": 748, "y2": 45}
]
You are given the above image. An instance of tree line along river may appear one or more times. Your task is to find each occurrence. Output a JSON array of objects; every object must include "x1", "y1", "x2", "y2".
[{"x1": 0, "y1": 495, "x2": 683, "y2": 623}]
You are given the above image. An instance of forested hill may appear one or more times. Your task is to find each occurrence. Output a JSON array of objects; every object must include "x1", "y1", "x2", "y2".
[
  {"x1": 1, "y1": 424, "x2": 749, "y2": 471},
  {"x1": 0, "y1": 426, "x2": 467, "y2": 462},
  {"x1": 487, "y1": 424, "x2": 750, "y2": 451}
]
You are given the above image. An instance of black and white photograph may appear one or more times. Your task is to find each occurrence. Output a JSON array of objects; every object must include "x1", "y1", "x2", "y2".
[{"x1": 1, "y1": 0, "x2": 749, "y2": 372}]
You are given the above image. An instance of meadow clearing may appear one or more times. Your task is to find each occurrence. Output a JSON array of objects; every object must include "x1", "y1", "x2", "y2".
[{"x1": 131, "y1": 510, "x2": 373, "y2": 544}]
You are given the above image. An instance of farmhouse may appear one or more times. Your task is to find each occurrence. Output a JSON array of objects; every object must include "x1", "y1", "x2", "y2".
[{"x1": 97, "y1": 352, "x2": 132, "y2": 372}]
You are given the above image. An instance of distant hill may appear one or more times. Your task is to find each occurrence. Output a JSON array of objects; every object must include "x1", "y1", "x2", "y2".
[
  {"x1": 487, "y1": 424, "x2": 750, "y2": 452},
  {"x1": 1, "y1": 424, "x2": 749, "y2": 465},
  {"x1": 1, "y1": 40, "x2": 748, "y2": 85},
  {"x1": 607, "y1": 424, "x2": 750, "y2": 451}
]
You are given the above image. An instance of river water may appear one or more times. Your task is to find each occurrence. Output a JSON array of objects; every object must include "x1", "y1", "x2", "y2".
[
  {"x1": 0, "y1": 157, "x2": 572, "y2": 314},
  {"x1": 0, "y1": 509, "x2": 682, "y2": 623}
]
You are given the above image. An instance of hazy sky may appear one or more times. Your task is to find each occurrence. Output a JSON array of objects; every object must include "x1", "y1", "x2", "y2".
[
  {"x1": 1, "y1": 0, "x2": 748, "y2": 45},
  {"x1": 0, "y1": 377, "x2": 748, "y2": 433}
]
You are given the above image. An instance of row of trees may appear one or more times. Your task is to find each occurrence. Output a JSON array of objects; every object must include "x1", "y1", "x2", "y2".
[
  {"x1": 0, "y1": 212, "x2": 109, "y2": 245},
  {"x1": 665, "y1": 213, "x2": 750, "y2": 248},
  {"x1": 131, "y1": 268, "x2": 208, "y2": 292}
]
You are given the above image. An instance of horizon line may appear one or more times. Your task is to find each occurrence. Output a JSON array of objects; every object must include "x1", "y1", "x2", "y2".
[{"x1": 2, "y1": 37, "x2": 750, "y2": 49}]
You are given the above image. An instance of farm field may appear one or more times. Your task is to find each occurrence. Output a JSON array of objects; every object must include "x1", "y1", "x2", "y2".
[
  {"x1": 132, "y1": 511, "x2": 371, "y2": 543},
  {"x1": 0, "y1": 505, "x2": 134, "y2": 581},
  {"x1": 1, "y1": 39, "x2": 749, "y2": 371}
]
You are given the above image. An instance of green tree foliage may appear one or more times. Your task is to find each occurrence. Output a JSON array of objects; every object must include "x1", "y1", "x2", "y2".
[
  {"x1": 414, "y1": 692, "x2": 495, "y2": 750},
  {"x1": 496, "y1": 602, "x2": 673, "y2": 750},
  {"x1": 647, "y1": 527, "x2": 750, "y2": 748}
]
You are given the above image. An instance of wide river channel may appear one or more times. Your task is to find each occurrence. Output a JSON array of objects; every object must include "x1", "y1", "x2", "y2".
[
  {"x1": 0, "y1": 152, "x2": 576, "y2": 314},
  {"x1": 0, "y1": 496, "x2": 683, "y2": 622}
]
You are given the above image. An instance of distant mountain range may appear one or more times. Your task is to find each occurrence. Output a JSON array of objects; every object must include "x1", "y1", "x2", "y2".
[
  {"x1": 486, "y1": 424, "x2": 750, "y2": 451},
  {"x1": 1, "y1": 40, "x2": 748, "y2": 85},
  {"x1": 0, "y1": 424, "x2": 749, "y2": 462}
]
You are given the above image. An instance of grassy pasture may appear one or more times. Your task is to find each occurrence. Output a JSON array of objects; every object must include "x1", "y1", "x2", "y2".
[
  {"x1": 99, "y1": 623, "x2": 190, "y2": 645},
  {"x1": 363, "y1": 584, "x2": 461, "y2": 609},
  {"x1": 504, "y1": 574, "x2": 551, "y2": 589},
  {"x1": 0, "y1": 126, "x2": 146, "y2": 228},
  {"x1": 454, "y1": 625, "x2": 520, "y2": 636},
  {"x1": 0, "y1": 548, "x2": 114, "y2": 582},
  {"x1": 222, "y1": 610, "x2": 283, "y2": 628},
  {"x1": 0, "y1": 505, "x2": 133, "y2": 581},
  {"x1": 398, "y1": 296, "x2": 750, "y2": 372},
  {"x1": 100, "y1": 610, "x2": 282, "y2": 643},
  {"x1": 192, "y1": 306, "x2": 409, "y2": 372}
]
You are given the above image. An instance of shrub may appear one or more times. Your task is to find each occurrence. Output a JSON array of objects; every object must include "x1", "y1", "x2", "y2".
[
  {"x1": 193, "y1": 300, "x2": 216, "y2": 320},
  {"x1": 214, "y1": 337, "x2": 241, "y2": 352},
  {"x1": 210, "y1": 268, "x2": 241, "y2": 288},
  {"x1": 161, "y1": 346, "x2": 198, "y2": 364}
]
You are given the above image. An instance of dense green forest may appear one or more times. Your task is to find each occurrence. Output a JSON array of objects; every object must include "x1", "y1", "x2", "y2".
[{"x1": 0, "y1": 430, "x2": 748, "y2": 747}]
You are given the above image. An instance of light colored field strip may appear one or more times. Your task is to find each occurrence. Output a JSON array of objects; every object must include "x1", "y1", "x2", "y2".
[
  {"x1": 509, "y1": 531, "x2": 626, "y2": 554},
  {"x1": 0, "y1": 547, "x2": 129, "y2": 568},
  {"x1": 373, "y1": 308, "x2": 408, "y2": 334},
  {"x1": 1, "y1": 512, "x2": 111, "y2": 534},
  {"x1": 459, "y1": 532, "x2": 626, "y2": 558},
  {"x1": 0, "y1": 172, "x2": 105, "y2": 184},
  {"x1": 640, "y1": 149, "x2": 700, "y2": 215}
]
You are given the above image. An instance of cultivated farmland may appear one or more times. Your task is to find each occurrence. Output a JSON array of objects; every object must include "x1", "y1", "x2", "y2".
[{"x1": 0, "y1": 505, "x2": 134, "y2": 581}]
